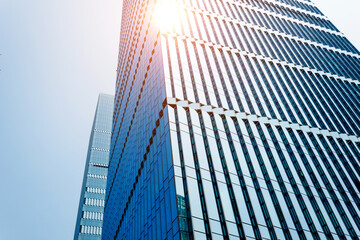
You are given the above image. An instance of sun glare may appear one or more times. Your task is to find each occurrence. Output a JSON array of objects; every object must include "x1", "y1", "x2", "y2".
[{"x1": 153, "y1": 1, "x2": 180, "y2": 32}]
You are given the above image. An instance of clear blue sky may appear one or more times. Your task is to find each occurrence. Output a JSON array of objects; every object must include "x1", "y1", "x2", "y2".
[{"x1": 0, "y1": 0, "x2": 358, "y2": 239}]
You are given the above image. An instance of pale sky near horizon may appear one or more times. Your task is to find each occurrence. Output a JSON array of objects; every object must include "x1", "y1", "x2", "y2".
[{"x1": 0, "y1": 0, "x2": 359, "y2": 239}]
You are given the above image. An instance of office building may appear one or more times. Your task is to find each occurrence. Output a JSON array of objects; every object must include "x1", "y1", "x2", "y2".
[
  {"x1": 103, "y1": 0, "x2": 360, "y2": 239},
  {"x1": 74, "y1": 94, "x2": 114, "y2": 240}
]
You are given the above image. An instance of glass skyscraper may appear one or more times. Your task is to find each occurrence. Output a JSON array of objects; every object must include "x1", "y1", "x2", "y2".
[
  {"x1": 103, "y1": 0, "x2": 360, "y2": 239},
  {"x1": 74, "y1": 94, "x2": 114, "y2": 240}
]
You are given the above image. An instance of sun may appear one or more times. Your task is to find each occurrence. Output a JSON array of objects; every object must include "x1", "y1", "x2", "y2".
[{"x1": 153, "y1": 1, "x2": 180, "y2": 32}]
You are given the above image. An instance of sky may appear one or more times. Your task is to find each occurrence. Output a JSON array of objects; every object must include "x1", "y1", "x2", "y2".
[{"x1": 0, "y1": 0, "x2": 359, "y2": 239}]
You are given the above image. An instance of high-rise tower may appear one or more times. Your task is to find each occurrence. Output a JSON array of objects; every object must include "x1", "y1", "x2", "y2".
[
  {"x1": 74, "y1": 94, "x2": 114, "y2": 240},
  {"x1": 103, "y1": 0, "x2": 360, "y2": 239}
]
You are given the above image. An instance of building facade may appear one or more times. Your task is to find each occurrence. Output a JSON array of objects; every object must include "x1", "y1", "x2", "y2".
[
  {"x1": 103, "y1": 0, "x2": 360, "y2": 239},
  {"x1": 74, "y1": 94, "x2": 114, "y2": 240}
]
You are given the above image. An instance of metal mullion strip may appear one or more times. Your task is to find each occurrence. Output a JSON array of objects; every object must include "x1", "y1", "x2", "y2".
[
  {"x1": 227, "y1": 53, "x2": 260, "y2": 115},
  {"x1": 308, "y1": 73, "x2": 360, "y2": 136},
  {"x1": 221, "y1": 0, "x2": 238, "y2": 19},
  {"x1": 204, "y1": 15, "x2": 225, "y2": 46},
  {"x1": 182, "y1": 9, "x2": 194, "y2": 39},
  {"x1": 244, "y1": 7, "x2": 261, "y2": 26},
  {"x1": 256, "y1": 29, "x2": 278, "y2": 59},
  {"x1": 260, "y1": 61, "x2": 298, "y2": 122},
  {"x1": 330, "y1": 49, "x2": 360, "y2": 79},
  {"x1": 194, "y1": 0, "x2": 205, "y2": 11},
  {"x1": 245, "y1": 120, "x2": 293, "y2": 239},
  {"x1": 327, "y1": 138, "x2": 360, "y2": 192},
  {"x1": 303, "y1": 41, "x2": 333, "y2": 74},
  {"x1": 240, "y1": 55, "x2": 274, "y2": 117},
  {"x1": 293, "y1": 70, "x2": 340, "y2": 133},
  {"x1": 184, "y1": 108, "x2": 214, "y2": 238},
  {"x1": 235, "y1": 24, "x2": 255, "y2": 53},
  {"x1": 228, "y1": 21, "x2": 247, "y2": 51},
  {"x1": 249, "y1": 28, "x2": 271, "y2": 57},
  {"x1": 212, "y1": 16, "x2": 266, "y2": 114},
  {"x1": 215, "y1": 17, "x2": 238, "y2": 49},
  {"x1": 265, "y1": 0, "x2": 319, "y2": 20},
  {"x1": 272, "y1": 34, "x2": 296, "y2": 63},
  {"x1": 200, "y1": 31, "x2": 276, "y2": 236},
  {"x1": 338, "y1": 54, "x2": 360, "y2": 77},
  {"x1": 282, "y1": 128, "x2": 337, "y2": 238},
  {"x1": 337, "y1": 139, "x2": 360, "y2": 186},
  {"x1": 281, "y1": 36, "x2": 310, "y2": 66},
  {"x1": 277, "y1": 14, "x2": 299, "y2": 36},
  {"x1": 310, "y1": 134, "x2": 360, "y2": 233},
  {"x1": 232, "y1": 0, "x2": 337, "y2": 36},
  {"x1": 215, "y1": 18, "x2": 235, "y2": 53},
  {"x1": 276, "y1": 64, "x2": 319, "y2": 126},
  {"x1": 199, "y1": 14, "x2": 217, "y2": 44},
  {"x1": 216, "y1": 53, "x2": 243, "y2": 112},
  {"x1": 357, "y1": 143, "x2": 360, "y2": 158},
  {"x1": 192, "y1": 9, "x2": 207, "y2": 40},
  {"x1": 325, "y1": 49, "x2": 359, "y2": 80},
  {"x1": 247, "y1": 57, "x2": 285, "y2": 120},
  {"x1": 315, "y1": 46, "x2": 347, "y2": 78},
  {"x1": 328, "y1": 76, "x2": 360, "y2": 123},
  {"x1": 181, "y1": 34, "x2": 239, "y2": 239},
  {"x1": 173, "y1": 110, "x2": 195, "y2": 240},
  {"x1": 188, "y1": 5, "x2": 360, "y2": 59},
  {"x1": 206, "y1": 49, "x2": 229, "y2": 108},
  {"x1": 293, "y1": 41, "x2": 319, "y2": 69},
  {"x1": 281, "y1": 20, "x2": 307, "y2": 44},
  {"x1": 167, "y1": 96, "x2": 360, "y2": 144},
  {"x1": 265, "y1": 125, "x2": 321, "y2": 238},
  {"x1": 219, "y1": 12, "x2": 245, "y2": 56},
  {"x1": 317, "y1": 136, "x2": 360, "y2": 214},
  {"x1": 228, "y1": 0, "x2": 327, "y2": 24},
  {"x1": 236, "y1": 4, "x2": 252, "y2": 23},
  {"x1": 270, "y1": 14, "x2": 291, "y2": 35},
  {"x1": 115, "y1": 0, "x2": 141, "y2": 87},
  {"x1": 229, "y1": 118, "x2": 266, "y2": 239},
  {"x1": 256, "y1": 122, "x2": 309, "y2": 239},
  {"x1": 265, "y1": 32, "x2": 286, "y2": 61},
  {"x1": 165, "y1": 36, "x2": 194, "y2": 240},
  {"x1": 166, "y1": 32, "x2": 360, "y2": 87},
  {"x1": 227, "y1": 51, "x2": 256, "y2": 113},
  {"x1": 213, "y1": 0, "x2": 230, "y2": 17},
  {"x1": 243, "y1": 26, "x2": 264, "y2": 56},
  {"x1": 174, "y1": 36, "x2": 213, "y2": 239},
  {"x1": 270, "y1": 62, "x2": 308, "y2": 124},
  {"x1": 190, "y1": 37, "x2": 250, "y2": 240},
  {"x1": 340, "y1": 82, "x2": 360, "y2": 112},
  {"x1": 257, "y1": 6, "x2": 355, "y2": 57},
  {"x1": 224, "y1": 1, "x2": 242, "y2": 20},
  {"x1": 195, "y1": 113, "x2": 230, "y2": 239},
  {"x1": 188, "y1": 31, "x2": 259, "y2": 238},
  {"x1": 285, "y1": 67, "x2": 329, "y2": 129},
  {"x1": 347, "y1": 141, "x2": 360, "y2": 165},
  {"x1": 256, "y1": 10, "x2": 273, "y2": 29},
  {"x1": 343, "y1": 37, "x2": 360, "y2": 55},
  {"x1": 207, "y1": 112, "x2": 245, "y2": 239}
]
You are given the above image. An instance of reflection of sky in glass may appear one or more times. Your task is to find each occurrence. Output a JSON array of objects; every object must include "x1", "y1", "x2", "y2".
[{"x1": 0, "y1": 0, "x2": 359, "y2": 240}]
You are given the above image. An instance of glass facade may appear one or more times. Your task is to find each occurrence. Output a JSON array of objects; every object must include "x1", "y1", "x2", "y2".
[
  {"x1": 103, "y1": 0, "x2": 360, "y2": 239},
  {"x1": 74, "y1": 94, "x2": 114, "y2": 240}
]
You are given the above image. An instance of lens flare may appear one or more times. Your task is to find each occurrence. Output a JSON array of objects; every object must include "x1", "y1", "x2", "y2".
[{"x1": 153, "y1": 1, "x2": 180, "y2": 32}]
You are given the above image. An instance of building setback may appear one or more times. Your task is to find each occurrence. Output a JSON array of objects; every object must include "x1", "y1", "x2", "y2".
[
  {"x1": 103, "y1": 0, "x2": 360, "y2": 239},
  {"x1": 74, "y1": 94, "x2": 114, "y2": 240}
]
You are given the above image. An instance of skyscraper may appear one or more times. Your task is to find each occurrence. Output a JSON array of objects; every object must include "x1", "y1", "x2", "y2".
[
  {"x1": 103, "y1": 0, "x2": 360, "y2": 239},
  {"x1": 74, "y1": 94, "x2": 114, "y2": 240}
]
